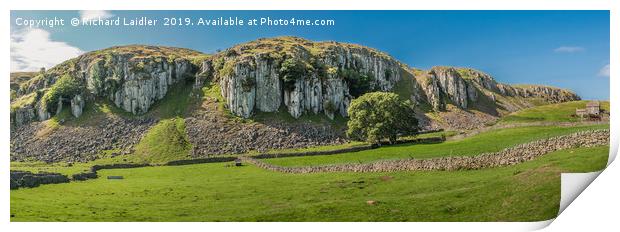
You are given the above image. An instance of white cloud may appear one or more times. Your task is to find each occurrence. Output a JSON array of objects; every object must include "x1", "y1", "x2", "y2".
[
  {"x1": 598, "y1": 64, "x2": 610, "y2": 77},
  {"x1": 79, "y1": 10, "x2": 114, "y2": 21},
  {"x1": 554, "y1": 46, "x2": 585, "y2": 53},
  {"x1": 10, "y1": 28, "x2": 83, "y2": 72}
]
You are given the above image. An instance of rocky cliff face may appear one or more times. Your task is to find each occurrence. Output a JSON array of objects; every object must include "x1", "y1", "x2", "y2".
[
  {"x1": 430, "y1": 67, "x2": 470, "y2": 109},
  {"x1": 202, "y1": 37, "x2": 579, "y2": 121},
  {"x1": 10, "y1": 46, "x2": 203, "y2": 127},
  {"x1": 11, "y1": 37, "x2": 581, "y2": 129},
  {"x1": 415, "y1": 67, "x2": 580, "y2": 113},
  {"x1": 511, "y1": 85, "x2": 580, "y2": 103},
  {"x1": 83, "y1": 53, "x2": 195, "y2": 114},
  {"x1": 11, "y1": 105, "x2": 36, "y2": 128},
  {"x1": 9, "y1": 37, "x2": 588, "y2": 163},
  {"x1": 199, "y1": 37, "x2": 402, "y2": 119}
]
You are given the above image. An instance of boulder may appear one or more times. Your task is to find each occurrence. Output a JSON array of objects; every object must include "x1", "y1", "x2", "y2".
[{"x1": 70, "y1": 94, "x2": 85, "y2": 118}]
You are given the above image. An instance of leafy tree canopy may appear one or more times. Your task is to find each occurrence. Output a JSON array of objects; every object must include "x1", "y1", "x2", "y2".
[
  {"x1": 346, "y1": 92, "x2": 419, "y2": 144},
  {"x1": 41, "y1": 74, "x2": 83, "y2": 110}
]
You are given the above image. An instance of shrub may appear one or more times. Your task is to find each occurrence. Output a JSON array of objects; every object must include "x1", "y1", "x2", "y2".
[
  {"x1": 167, "y1": 54, "x2": 179, "y2": 63},
  {"x1": 41, "y1": 74, "x2": 83, "y2": 111},
  {"x1": 346, "y1": 92, "x2": 418, "y2": 144},
  {"x1": 279, "y1": 57, "x2": 307, "y2": 91},
  {"x1": 104, "y1": 78, "x2": 121, "y2": 96},
  {"x1": 213, "y1": 57, "x2": 225, "y2": 72},
  {"x1": 323, "y1": 100, "x2": 337, "y2": 114},
  {"x1": 220, "y1": 61, "x2": 236, "y2": 77},
  {"x1": 327, "y1": 66, "x2": 338, "y2": 75},
  {"x1": 135, "y1": 61, "x2": 146, "y2": 71},
  {"x1": 340, "y1": 68, "x2": 374, "y2": 97}
]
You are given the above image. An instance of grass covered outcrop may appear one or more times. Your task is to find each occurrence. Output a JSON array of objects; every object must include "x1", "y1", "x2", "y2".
[{"x1": 134, "y1": 117, "x2": 193, "y2": 164}]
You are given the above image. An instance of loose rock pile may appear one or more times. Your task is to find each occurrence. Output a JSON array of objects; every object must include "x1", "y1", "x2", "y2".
[
  {"x1": 185, "y1": 114, "x2": 346, "y2": 157},
  {"x1": 437, "y1": 107, "x2": 498, "y2": 130},
  {"x1": 10, "y1": 116, "x2": 156, "y2": 163},
  {"x1": 244, "y1": 130, "x2": 609, "y2": 173}
]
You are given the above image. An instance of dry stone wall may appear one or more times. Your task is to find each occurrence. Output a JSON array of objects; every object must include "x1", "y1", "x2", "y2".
[
  {"x1": 243, "y1": 130, "x2": 609, "y2": 173},
  {"x1": 10, "y1": 171, "x2": 70, "y2": 189}
]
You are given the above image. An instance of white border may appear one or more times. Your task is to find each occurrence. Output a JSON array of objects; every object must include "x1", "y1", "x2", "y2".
[{"x1": 2, "y1": 1, "x2": 616, "y2": 232}]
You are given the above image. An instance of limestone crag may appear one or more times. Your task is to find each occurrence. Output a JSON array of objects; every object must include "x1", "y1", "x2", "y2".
[
  {"x1": 416, "y1": 67, "x2": 581, "y2": 113},
  {"x1": 431, "y1": 67, "x2": 469, "y2": 109},
  {"x1": 7, "y1": 37, "x2": 597, "y2": 167},
  {"x1": 82, "y1": 51, "x2": 196, "y2": 114},
  {"x1": 11, "y1": 38, "x2": 582, "y2": 129},
  {"x1": 36, "y1": 100, "x2": 51, "y2": 121},
  {"x1": 512, "y1": 85, "x2": 580, "y2": 103},
  {"x1": 206, "y1": 37, "x2": 402, "y2": 119},
  {"x1": 459, "y1": 68, "x2": 581, "y2": 103},
  {"x1": 70, "y1": 94, "x2": 84, "y2": 118},
  {"x1": 11, "y1": 106, "x2": 36, "y2": 128},
  {"x1": 10, "y1": 46, "x2": 202, "y2": 128}
]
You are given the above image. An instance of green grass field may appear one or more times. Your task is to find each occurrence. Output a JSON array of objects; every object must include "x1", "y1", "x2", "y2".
[
  {"x1": 263, "y1": 124, "x2": 608, "y2": 167},
  {"x1": 500, "y1": 100, "x2": 610, "y2": 123},
  {"x1": 10, "y1": 100, "x2": 611, "y2": 221},
  {"x1": 10, "y1": 146, "x2": 608, "y2": 222}
]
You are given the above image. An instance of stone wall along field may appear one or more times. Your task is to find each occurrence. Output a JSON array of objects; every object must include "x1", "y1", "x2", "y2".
[{"x1": 244, "y1": 130, "x2": 609, "y2": 173}]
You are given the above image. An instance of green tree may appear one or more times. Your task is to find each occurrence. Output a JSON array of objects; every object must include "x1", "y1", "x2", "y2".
[
  {"x1": 346, "y1": 92, "x2": 418, "y2": 144},
  {"x1": 41, "y1": 74, "x2": 83, "y2": 111}
]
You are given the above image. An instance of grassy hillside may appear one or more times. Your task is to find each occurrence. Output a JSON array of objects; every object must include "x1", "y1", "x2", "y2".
[
  {"x1": 10, "y1": 92, "x2": 38, "y2": 112},
  {"x1": 133, "y1": 117, "x2": 193, "y2": 164},
  {"x1": 500, "y1": 100, "x2": 610, "y2": 123},
  {"x1": 10, "y1": 145, "x2": 608, "y2": 222},
  {"x1": 263, "y1": 124, "x2": 608, "y2": 167},
  {"x1": 11, "y1": 123, "x2": 606, "y2": 175},
  {"x1": 10, "y1": 71, "x2": 38, "y2": 100},
  {"x1": 223, "y1": 36, "x2": 393, "y2": 60}
]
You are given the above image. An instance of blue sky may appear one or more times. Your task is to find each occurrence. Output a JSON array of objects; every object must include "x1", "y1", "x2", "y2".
[{"x1": 10, "y1": 10, "x2": 609, "y2": 99}]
